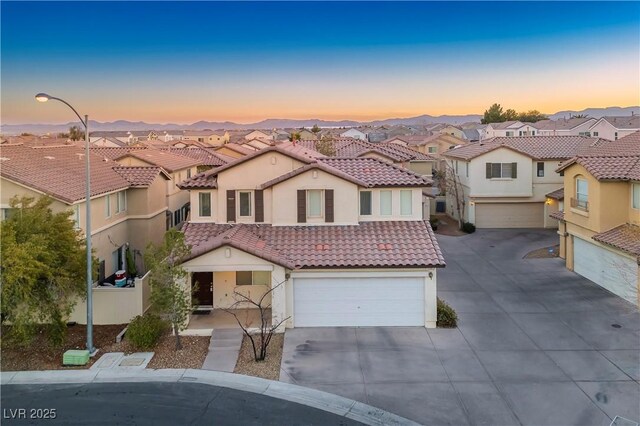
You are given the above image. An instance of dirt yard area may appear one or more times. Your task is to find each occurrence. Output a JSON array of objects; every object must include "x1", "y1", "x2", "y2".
[
  {"x1": 432, "y1": 215, "x2": 467, "y2": 236},
  {"x1": 524, "y1": 244, "x2": 560, "y2": 259},
  {"x1": 234, "y1": 333, "x2": 284, "y2": 381}
]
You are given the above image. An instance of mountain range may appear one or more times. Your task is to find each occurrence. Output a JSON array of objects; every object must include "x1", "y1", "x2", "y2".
[{"x1": 2, "y1": 106, "x2": 638, "y2": 135}]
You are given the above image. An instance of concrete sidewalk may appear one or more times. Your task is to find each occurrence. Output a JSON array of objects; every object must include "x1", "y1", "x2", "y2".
[{"x1": 0, "y1": 369, "x2": 417, "y2": 426}]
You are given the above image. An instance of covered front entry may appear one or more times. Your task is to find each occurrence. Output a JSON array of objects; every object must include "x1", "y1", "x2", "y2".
[
  {"x1": 293, "y1": 276, "x2": 426, "y2": 327},
  {"x1": 573, "y1": 237, "x2": 638, "y2": 304},
  {"x1": 475, "y1": 202, "x2": 544, "y2": 228}
]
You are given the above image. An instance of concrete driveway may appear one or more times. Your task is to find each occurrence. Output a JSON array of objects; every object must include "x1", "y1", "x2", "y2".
[{"x1": 280, "y1": 229, "x2": 640, "y2": 426}]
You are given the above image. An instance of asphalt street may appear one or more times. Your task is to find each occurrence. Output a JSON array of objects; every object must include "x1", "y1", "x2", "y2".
[{"x1": 1, "y1": 382, "x2": 363, "y2": 426}]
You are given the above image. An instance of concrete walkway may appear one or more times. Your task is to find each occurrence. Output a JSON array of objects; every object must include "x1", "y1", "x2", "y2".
[
  {"x1": 201, "y1": 328, "x2": 243, "y2": 372},
  {"x1": 0, "y1": 369, "x2": 416, "y2": 426}
]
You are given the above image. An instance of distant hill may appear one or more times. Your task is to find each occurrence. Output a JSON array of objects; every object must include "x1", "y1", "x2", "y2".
[{"x1": 2, "y1": 106, "x2": 638, "y2": 135}]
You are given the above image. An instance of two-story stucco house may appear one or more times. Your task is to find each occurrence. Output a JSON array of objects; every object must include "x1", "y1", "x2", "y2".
[
  {"x1": 442, "y1": 136, "x2": 605, "y2": 228},
  {"x1": 485, "y1": 121, "x2": 537, "y2": 138},
  {"x1": 553, "y1": 131, "x2": 640, "y2": 305},
  {"x1": 340, "y1": 128, "x2": 368, "y2": 141},
  {"x1": 177, "y1": 146, "x2": 444, "y2": 332},
  {"x1": 534, "y1": 117, "x2": 597, "y2": 136},
  {"x1": 587, "y1": 115, "x2": 640, "y2": 141},
  {"x1": 183, "y1": 130, "x2": 229, "y2": 147}
]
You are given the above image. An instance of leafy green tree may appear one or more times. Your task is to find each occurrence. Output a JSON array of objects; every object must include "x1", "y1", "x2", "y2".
[
  {"x1": 503, "y1": 109, "x2": 518, "y2": 121},
  {"x1": 289, "y1": 132, "x2": 301, "y2": 142},
  {"x1": 144, "y1": 229, "x2": 192, "y2": 350},
  {"x1": 314, "y1": 135, "x2": 336, "y2": 156},
  {"x1": 68, "y1": 126, "x2": 84, "y2": 141},
  {"x1": 481, "y1": 103, "x2": 505, "y2": 124},
  {"x1": 1, "y1": 196, "x2": 88, "y2": 345},
  {"x1": 518, "y1": 110, "x2": 548, "y2": 123},
  {"x1": 311, "y1": 124, "x2": 321, "y2": 134},
  {"x1": 571, "y1": 114, "x2": 589, "y2": 119}
]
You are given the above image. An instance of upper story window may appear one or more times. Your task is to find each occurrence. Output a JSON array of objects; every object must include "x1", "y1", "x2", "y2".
[
  {"x1": 615, "y1": 132, "x2": 618, "y2": 140},
  {"x1": 199, "y1": 192, "x2": 211, "y2": 217},
  {"x1": 105, "y1": 194, "x2": 111, "y2": 218},
  {"x1": 400, "y1": 190, "x2": 412, "y2": 215},
  {"x1": 307, "y1": 189, "x2": 324, "y2": 218},
  {"x1": 506, "y1": 131, "x2": 514, "y2": 137},
  {"x1": 537, "y1": 162, "x2": 545, "y2": 177},
  {"x1": 428, "y1": 146, "x2": 437, "y2": 154},
  {"x1": 238, "y1": 191, "x2": 252, "y2": 217},
  {"x1": 380, "y1": 190, "x2": 392, "y2": 215},
  {"x1": 632, "y1": 183, "x2": 640, "y2": 210},
  {"x1": 116, "y1": 191, "x2": 126, "y2": 214},
  {"x1": 465, "y1": 162, "x2": 469, "y2": 178},
  {"x1": 187, "y1": 168, "x2": 192, "y2": 179},
  {"x1": 593, "y1": 131, "x2": 599, "y2": 137},
  {"x1": 360, "y1": 191, "x2": 372, "y2": 216},
  {"x1": 573, "y1": 177, "x2": 589, "y2": 210},
  {"x1": 486, "y1": 162, "x2": 517, "y2": 179}
]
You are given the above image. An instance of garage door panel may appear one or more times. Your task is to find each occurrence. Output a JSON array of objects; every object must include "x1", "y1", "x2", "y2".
[
  {"x1": 475, "y1": 203, "x2": 544, "y2": 228},
  {"x1": 574, "y1": 237, "x2": 638, "y2": 304},
  {"x1": 293, "y1": 277, "x2": 425, "y2": 327}
]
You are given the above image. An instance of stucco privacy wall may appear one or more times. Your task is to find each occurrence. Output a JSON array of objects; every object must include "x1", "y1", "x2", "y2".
[
  {"x1": 182, "y1": 246, "x2": 288, "y2": 330},
  {"x1": 69, "y1": 273, "x2": 151, "y2": 325}
]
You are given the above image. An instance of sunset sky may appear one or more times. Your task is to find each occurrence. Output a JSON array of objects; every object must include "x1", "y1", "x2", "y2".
[{"x1": 1, "y1": 1, "x2": 639, "y2": 125}]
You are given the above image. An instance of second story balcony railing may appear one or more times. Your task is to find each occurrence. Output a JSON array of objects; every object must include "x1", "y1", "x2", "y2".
[{"x1": 570, "y1": 197, "x2": 589, "y2": 212}]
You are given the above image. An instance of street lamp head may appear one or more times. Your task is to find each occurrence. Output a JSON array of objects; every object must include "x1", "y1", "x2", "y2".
[{"x1": 35, "y1": 93, "x2": 51, "y2": 102}]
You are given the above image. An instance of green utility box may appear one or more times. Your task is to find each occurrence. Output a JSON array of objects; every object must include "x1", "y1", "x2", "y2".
[{"x1": 63, "y1": 349, "x2": 90, "y2": 366}]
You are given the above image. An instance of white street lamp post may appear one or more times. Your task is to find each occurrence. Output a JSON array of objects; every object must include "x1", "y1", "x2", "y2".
[{"x1": 35, "y1": 93, "x2": 95, "y2": 354}]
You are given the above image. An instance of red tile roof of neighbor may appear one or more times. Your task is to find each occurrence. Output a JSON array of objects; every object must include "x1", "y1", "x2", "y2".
[
  {"x1": 112, "y1": 166, "x2": 170, "y2": 187},
  {"x1": 593, "y1": 224, "x2": 640, "y2": 258},
  {"x1": 182, "y1": 221, "x2": 446, "y2": 269},
  {"x1": 0, "y1": 144, "x2": 130, "y2": 203},
  {"x1": 545, "y1": 188, "x2": 564, "y2": 200},
  {"x1": 117, "y1": 148, "x2": 200, "y2": 172},
  {"x1": 91, "y1": 146, "x2": 148, "y2": 160},
  {"x1": 158, "y1": 147, "x2": 230, "y2": 167},
  {"x1": 443, "y1": 136, "x2": 608, "y2": 161},
  {"x1": 556, "y1": 131, "x2": 640, "y2": 180},
  {"x1": 549, "y1": 210, "x2": 564, "y2": 221}
]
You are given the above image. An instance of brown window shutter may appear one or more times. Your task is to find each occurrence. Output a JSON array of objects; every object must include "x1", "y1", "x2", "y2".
[
  {"x1": 511, "y1": 162, "x2": 518, "y2": 178},
  {"x1": 226, "y1": 190, "x2": 236, "y2": 222},
  {"x1": 486, "y1": 163, "x2": 492, "y2": 179},
  {"x1": 297, "y1": 190, "x2": 306, "y2": 223},
  {"x1": 325, "y1": 189, "x2": 334, "y2": 223},
  {"x1": 254, "y1": 190, "x2": 264, "y2": 222}
]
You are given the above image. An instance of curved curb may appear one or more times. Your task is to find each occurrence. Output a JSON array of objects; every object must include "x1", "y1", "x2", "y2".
[{"x1": 1, "y1": 369, "x2": 419, "y2": 426}]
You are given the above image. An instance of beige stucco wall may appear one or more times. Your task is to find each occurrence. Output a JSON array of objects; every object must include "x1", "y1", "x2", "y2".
[
  {"x1": 408, "y1": 161, "x2": 433, "y2": 177},
  {"x1": 468, "y1": 148, "x2": 533, "y2": 197}
]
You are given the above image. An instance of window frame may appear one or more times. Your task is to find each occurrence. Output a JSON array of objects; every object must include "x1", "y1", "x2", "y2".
[
  {"x1": 537, "y1": 162, "x2": 545, "y2": 178},
  {"x1": 199, "y1": 192, "x2": 212, "y2": 217},
  {"x1": 307, "y1": 189, "x2": 324, "y2": 218},
  {"x1": 380, "y1": 190, "x2": 393, "y2": 216},
  {"x1": 105, "y1": 194, "x2": 111, "y2": 218},
  {"x1": 400, "y1": 190, "x2": 413, "y2": 216},
  {"x1": 489, "y1": 162, "x2": 515, "y2": 179},
  {"x1": 238, "y1": 191, "x2": 252, "y2": 217},
  {"x1": 236, "y1": 271, "x2": 271, "y2": 286},
  {"x1": 359, "y1": 190, "x2": 372, "y2": 216},
  {"x1": 575, "y1": 177, "x2": 589, "y2": 209},
  {"x1": 632, "y1": 183, "x2": 640, "y2": 210},
  {"x1": 116, "y1": 190, "x2": 126, "y2": 214}
]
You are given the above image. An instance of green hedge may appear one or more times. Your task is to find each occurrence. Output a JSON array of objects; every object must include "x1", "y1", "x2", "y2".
[
  {"x1": 126, "y1": 314, "x2": 168, "y2": 350},
  {"x1": 461, "y1": 222, "x2": 476, "y2": 234},
  {"x1": 437, "y1": 298, "x2": 458, "y2": 328}
]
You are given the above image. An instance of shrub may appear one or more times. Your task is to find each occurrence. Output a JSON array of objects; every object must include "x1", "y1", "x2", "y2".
[
  {"x1": 126, "y1": 314, "x2": 168, "y2": 350},
  {"x1": 429, "y1": 217, "x2": 440, "y2": 231},
  {"x1": 461, "y1": 222, "x2": 476, "y2": 234},
  {"x1": 437, "y1": 298, "x2": 458, "y2": 328}
]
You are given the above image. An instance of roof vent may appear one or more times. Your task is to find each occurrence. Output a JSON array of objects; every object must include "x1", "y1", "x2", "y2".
[
  {"x1": 314, "y1": 244, "x2": 330, "y2": 251},
  {"x1": 44, "y1": 156, "x2": 55, "y2": 160},
  {"x1": 377, "y1": 243, "x2": 393, "y2": 250},
  {"x1": 0, "y1": 157, "x2": 9, "y2": 161}
]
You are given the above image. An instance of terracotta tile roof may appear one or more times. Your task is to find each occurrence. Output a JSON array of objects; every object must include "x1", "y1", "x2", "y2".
[
  {"x1": 443, "y1": 136, "x2": 604, "y2": 161},
  {"x1": 182, "y1": 221, "x2": 446, "y2": 268},
  {"x1": 559, "y1": 156, "x2": 640, "y2": 181},
  {"x1": 533, "y1": 117, "x2": 594, "y2": 131},
  {"x1": 319, "y1": 158, "x2": 433, "y2": 187},
  {"x1": 259, "y1": 162, "x2": 368, "y2": 189},
  {"x1": 545, "y1": 187, "x2": 564, "y2": 200},
  {"x1": 383, "y1": 133, "x2": 464, "y2": 147},
  {"x1": 118, "y1": 148, "x2": 200, "y2": 172},
  {"x1": 592, "y1": 224, "x2": 640, "y2": 257},
  {"x1": 600, "y1": 116, "x2": 640, "y2": 130},
  {"x1": 159, "y1": 147, "x2": 230, "y2": 167},
  {"x1": 217, "y1": 143, "x2": 257, "y2": 155},
  {"x1": 273, "y1": 141, "x2": 326, "y2": 159},
  {"x1": 0, "y1": 144, "x2": 130, "y2": 203},
  {"x1": 91, "y1": 146, "x2": 147, "y2": 160},
  {"x1": 549, "y1": 210, "x2": 564, "y2": 221},
  {"x1": 283, "y1": 139, "x2": 435, "y2": 162},
  {"x1": 112, "y1": 166, "x2": 169, "y2": 187},
  {"x1": 178, "y1": 172, "x2": 217, "y2": 189}
]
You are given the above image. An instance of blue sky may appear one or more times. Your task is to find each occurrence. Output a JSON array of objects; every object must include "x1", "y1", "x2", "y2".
[{"x1": 2, "y1": 1, "x2": 639, "y2": 124}]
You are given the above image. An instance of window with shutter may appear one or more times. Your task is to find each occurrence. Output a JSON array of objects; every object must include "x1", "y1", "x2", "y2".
[
  {"x1": 254, "y1": 190, "x2": 264, "y2": 222},
  {"x1": 325, "y1": 189, "x2": 334, "y2": 222},
  {"x1": 297, "y1": 190, "x2": 306, "y2": 223},
  {"x1": 226, "y1": 190, "x2": 236, "y2": 222}
]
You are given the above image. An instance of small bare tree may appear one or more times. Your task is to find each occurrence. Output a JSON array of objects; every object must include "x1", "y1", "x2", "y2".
[
  {"x1": 224, "y1": 280, "x2": 289, "y2": 361},
  {"x1": 443, "y1": 161, "x2": 466, "y2": 229}
]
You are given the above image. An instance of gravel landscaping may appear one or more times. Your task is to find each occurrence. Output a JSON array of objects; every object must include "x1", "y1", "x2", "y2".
[
  {"x1": 524, "y1": 244, "x2": 560, "y2": 259},
  {"x1": 234, "y1": 333, "x2": 284, "y2": 380}
]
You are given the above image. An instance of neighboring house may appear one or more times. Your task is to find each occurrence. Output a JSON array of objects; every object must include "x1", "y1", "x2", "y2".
[
  {"x1": 244, "y1": 138, "x2": 273, "y2": 150},
  {"x1": 485, "y1": 121, "x2": 537, "y2": 138},
  {"x1": 244, "y1": 130, "x2": 272, "y2": 141},
  {"x1": 340, "y1": 128, "x2": 368, "y2": 141},
  {"x1": 112, "y1": 148, "x2": 200, "y2": 228},
  {"x1": 587, "y1": 115, "x2": 640, "y2": 141},
  {"x1": 386, "y1": 133, "x2": 467, "y2": 170},
  {"x1": 159, "y1": 147, "x2": 232, "y2": 172},
  {"x1": 553, "y1": 131, "x2": 640, "y2": 305},
  {"x1": 297, "y1": 129, "x2": 318, "y2": 140},
  {"x1": 461, "y1": 128, "x2": 480, "y2": 142},
  {"x1": 177, "y1": 146, "x2": 443, "y2": 331},
  {"x1": 91, "y1": 136, "x2": 128, "y2": 147},
  {"x1": 442, "y1": 136, "x2": 606, "y2": 229},
  {"x1": 183, "y1": 130, "x2": 229, "y2": 147},
  {"x1": 215, "y1": 143, "x2": 257, "y2": 158},
  {"x1": 0, "y1": 143, "x2": 172, "y2": 323},
  {"x1": 89, "y1": 131, "x2": 133, "y2": 144},
  {"x1": 534, "y1": 117, "x2": 597, "y2": 136},
  {"x1": 438, "y1": 125, "x2": 465, "y2": 140}
]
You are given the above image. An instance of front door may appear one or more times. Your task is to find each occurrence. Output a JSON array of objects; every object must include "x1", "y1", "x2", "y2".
[{"x1": 192, "y1": 272, "x2": 213, "y2": 307}]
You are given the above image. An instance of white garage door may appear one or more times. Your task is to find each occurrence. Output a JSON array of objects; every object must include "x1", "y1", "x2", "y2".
[
  {"x1": 475, "y1": 203, "x2": 544, "y2": 228},
  {"x1": 293, "y1": 277, "x2": 424, "y2": 327},
  {"x1": 574, "y1": 237, "x2": 638, "y2": 304}
]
